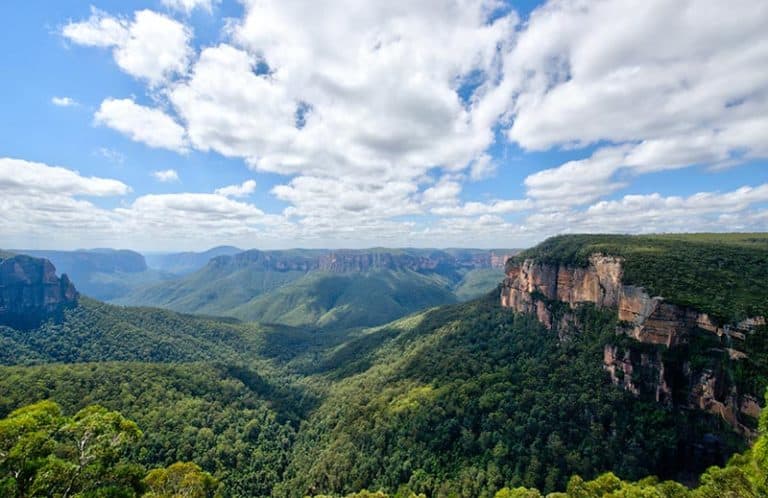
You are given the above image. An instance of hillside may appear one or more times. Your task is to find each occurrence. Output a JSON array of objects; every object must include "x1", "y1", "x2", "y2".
[
  {"x1": 229, "y1": 269, "x2": 457, "y2": 329},
  {"x1": 118, "y1": 248, "x2": 513, "y2": 329},
  {"x1": 1, "y1": 235, "x2": 767, "y2": 497},
  {"x1": 0, "y1": 297, "x2": 287, "y2": 365}
]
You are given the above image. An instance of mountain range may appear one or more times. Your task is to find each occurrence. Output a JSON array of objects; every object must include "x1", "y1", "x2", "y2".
[{"x1": 1, "y1": 234, "x2": 767, "y2": 497}]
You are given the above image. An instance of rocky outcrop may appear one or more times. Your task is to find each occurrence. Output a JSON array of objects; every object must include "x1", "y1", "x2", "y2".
[
  {"x1": 0, "y1": 255, "x2": 78, "y2": 329},
  {"x1": 501, "y1": 255, "x2": 762, "y2": 347},
  {"x1": 501, "y1": 254, "x2": 765, "y2": 435}
]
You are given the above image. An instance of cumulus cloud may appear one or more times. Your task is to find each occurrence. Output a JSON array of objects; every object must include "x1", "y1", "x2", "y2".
[
  {"x1": 151, "y1": 169, "x2": 180, "y2": 182},
  {"x1": 501, "y1": 0, "x2": 768, "y2": 205},
  {"x1": 215, "y1": 179, "x2": 256, "y2": 198},
  {"x1": 0, "y1": 157, "x2": 129, "y2": 197},
  {"x1": 273, "y1": 176, "x2": 421, "y2": 222},
  {"x1": 94, "y1": 147, "x2": 126, "y2": 165},
  {"x1": 432, "y1": 199, "x2": 532, "y2": 217},
  {"x1": 166, "y1": 1, "x2": 517, "y2": 184},
  {"x1": 525, "y1": 184, "x2": 768, "y2": 235},
  {"x1": 0, "y1": 158, "x2": 128, "y2": 247},
  {"x1": 0, "y1": 156, "x2": 280, "y2": 249},
  {"x1": 34, "y1": 1, "x2": 768, "y2": 248},
  {"x1": 63, "y1": 8, "x2": 192, "y2": 85},
  {"x1": 51, "y1": 96, "x2": 77, "y2": 107},
  {"x1": 95, "y1": 98, "x2": 187, "y2": 151}
]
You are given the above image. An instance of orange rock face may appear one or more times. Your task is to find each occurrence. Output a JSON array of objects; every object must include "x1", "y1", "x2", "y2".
[
  {"x1": 501, "y1": 255, "x2": 759, "y2": 347},
  {"x1": 500, "y1": 253, "x2": 765, "y2": 435}
]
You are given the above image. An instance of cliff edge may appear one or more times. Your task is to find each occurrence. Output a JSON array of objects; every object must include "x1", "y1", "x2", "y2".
[
  {"x1": 500, "y1": 234, "x2": 768, "y2": 436},
  {"x1": 0, "y1": 254, "x2": 78, "y2": 330}
]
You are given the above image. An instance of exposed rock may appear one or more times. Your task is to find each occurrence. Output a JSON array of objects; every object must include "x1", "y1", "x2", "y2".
[
  {"x1": 501, "y1": 254, "x2": 765, "y2": 435},
  {"x1": 0, "y1": 255, "x2": 78, "y2": 329}
]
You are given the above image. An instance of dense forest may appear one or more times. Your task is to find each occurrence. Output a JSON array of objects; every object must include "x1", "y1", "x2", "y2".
[
  {"x1": 0, "y1": 295, "x2": 754, "y2": 496},
  {"x1": 3, "y1": 391, "x2": 768, "y2": 497},
  {"x1": 2, "y1": 234, "x2": 767, "y2": 496}
]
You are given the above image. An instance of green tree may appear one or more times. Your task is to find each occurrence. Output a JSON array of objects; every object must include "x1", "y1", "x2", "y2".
[
  {"x1": 142, "y1": 461, "x2": 219, "y2": 498},
  {"x1": 0, "y1": 401, "x2": 63, "y2": 497},
  {"x1": 0, "y1": 401, "x2": 143, "y2": 498}
]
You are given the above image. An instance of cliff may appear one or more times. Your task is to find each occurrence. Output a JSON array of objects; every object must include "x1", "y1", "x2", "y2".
[
  {"x1": 501, "y1": 252, "x2": 765, "y2": 435},
  {"x1": 0, "y1": 254, "x2": 78, "y2": 329},
  {"x1": 209, "y1": 249, "x2": 517, "y2": 275}
]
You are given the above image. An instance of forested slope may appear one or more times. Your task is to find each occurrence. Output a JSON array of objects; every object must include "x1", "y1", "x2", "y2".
[{"x1": 1, "y1": 234, "x2": 766, "y2": 497}]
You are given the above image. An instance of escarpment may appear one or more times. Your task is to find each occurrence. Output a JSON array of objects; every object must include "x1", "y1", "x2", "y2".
[
  {"x1": 0, "y1": 254, "x2": 78, "y2": 329},
  {"x1": 210, "y1": 249, "x2": 515, "y2": 274},
  {"x1": 501, "y1": 253, "x2": 766, "y2": 435}
]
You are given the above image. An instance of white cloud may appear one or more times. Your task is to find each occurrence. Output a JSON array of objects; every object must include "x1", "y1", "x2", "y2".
[
  {"x1": 0, "y1": 158, "x2": 129, "y2": 247},
  {"x1": 31, "y1": 1, "x2": 768, "y2": 249},
  {"x1": 62, "y1": 8, "x2": 128, "y2": 47},
  {"x1": 151, "y1": 169, "x2": 180, "y2": 182},
  {"x1": 215, "y1": 179, "x2": 256, "y2": 198},
  {"x1": 432, "y1": 199, "x2": 532, "y2": 217},
  {"x1": 0, "y1": 157, "x2": 129, "y2": 197},
  {"x1": 95, "y1": 98, "x2": 187, "y2": 151},
  {"x1": 162, "y1": 0, "x2": 218, "y2": 14},
  {"x1": 273, "y1": 176, "x2": 420, "y2": 222},
  {"x1": 421, "y1": 177, "x2": 462, "y2": 206},
  {"x1": 525, "y1": 184, "x2": 768, "y2": 235},
  {"x1": 113, "y1": 193, "x2": 280, "y2": 245},
  {"x1": 63, "y1": 8, "x2": 192, "y2": 85},
  {"x1": 51, "y1": 96, "x2": 77, "y2": 107},
  {"x1": 168, "y1": 2, "x2": 517, "y2": 182},
  {"x1": 496, "y1": 0, "x2": 768, "y2": 207},
  {"x1": 468, "y1": 154, "x2": 497, "y2": 181}
]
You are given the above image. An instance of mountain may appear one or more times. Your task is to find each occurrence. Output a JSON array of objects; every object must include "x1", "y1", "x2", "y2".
[
  {"x1": 118, "y1": 248, "x2": 516, "y2": 329},
  {"x1": 229, "y1": 268, "x2": 457, "y2": 329},
  {"x1": 16, "y1": 249, "x2": 172, "y2": 301},
  {"x1": 115, "y1": 249, "x2": 325, "y2": 318},
  {"x1": 144, "y1": 245, "x2": 243, "y2": 274},
  {"x1": 1, "y1": 234, "x2": 766, "y2": 497}
]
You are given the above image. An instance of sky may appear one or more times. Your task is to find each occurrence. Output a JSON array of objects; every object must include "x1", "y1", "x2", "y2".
[{"x1": 1, "y1": 0, "x2": 767, "y2": 251}]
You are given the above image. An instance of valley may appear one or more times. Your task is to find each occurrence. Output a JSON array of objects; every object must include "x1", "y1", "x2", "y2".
[{"x1": 1, "y1": 234, "x2": 767, "y2": 497}]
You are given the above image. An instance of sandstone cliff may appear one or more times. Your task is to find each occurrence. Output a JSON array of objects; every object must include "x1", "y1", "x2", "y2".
[
  {"x1": 0, "y1": 255, "x2": 78, "y2": 329},
  {"x1": 210, "y1": 249, "x2": 516, "y2": 275},
  {"x1": 501, "y1": 254, "x2": 765, "y2": 435}
]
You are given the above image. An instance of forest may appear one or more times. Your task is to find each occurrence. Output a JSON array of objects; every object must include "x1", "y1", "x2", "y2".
[{"x1": 2, "y1": 234, "x2": 767, "y2": 496}]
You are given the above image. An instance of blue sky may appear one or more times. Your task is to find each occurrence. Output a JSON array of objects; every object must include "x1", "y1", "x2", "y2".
[{"x1": 1, "y1": 0, "x2": 766, "y2": 251}]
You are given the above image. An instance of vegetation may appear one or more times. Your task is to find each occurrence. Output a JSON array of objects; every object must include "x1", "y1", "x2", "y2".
[
  {"x1": 0, "y1": 400, "x2": 219, "y2": 498},
  {"x1": 453, "y1": 268, "x2": 506, "y2": 301},
  {"x1": 277, "y1": 295, "x2": 743, "y2": 497},
  {"x1": 3, "y1": 390, "x2": 768, "y2": 497},
  {"x1": 230, "y1": 270, "x2": 458, "y2": 329},
  {"x1": 2, "y1": 235, "x2": 766, "y2": 496},
  {"x1": 117, "y1": 249, "x2": 512, "y2": 330},
  {"x1": 511, "y1": 233, "x2": 768, "y2": 323},
  {"x1": 0, "y1": 363, "x2": 305, "y2": 497},
  {"x1": 17, "y1": 249, "x2": 171, "y2": 301},
  {"x1": 0, "y1": 297, "x2": 289, "y2": 365}
]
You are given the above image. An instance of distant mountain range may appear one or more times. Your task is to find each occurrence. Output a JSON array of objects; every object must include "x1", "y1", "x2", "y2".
[
  {"x1": 4, "y1": 246, "x2": 517, "y2": 329},
  {"x1": 116, "y1": 248, "x2": 518, "y2": 329},
  {"x1": 144, "y1": 245, "x2": 243, "y2": 275}
]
